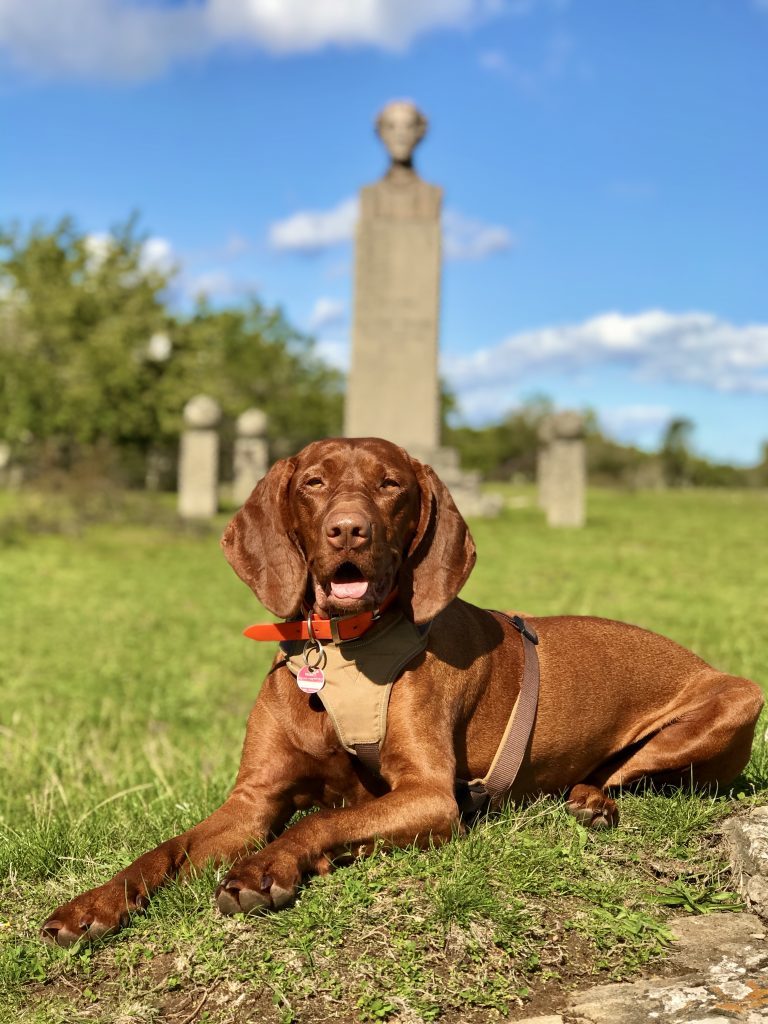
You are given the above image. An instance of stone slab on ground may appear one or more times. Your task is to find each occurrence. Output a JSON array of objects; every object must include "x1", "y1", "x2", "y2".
[
  {"x1": 724, "y1": 807, "x2": 768, "y2": 920},
  {"x1": 517, "y1": 913, "x2": 768, "y2": 1023}
]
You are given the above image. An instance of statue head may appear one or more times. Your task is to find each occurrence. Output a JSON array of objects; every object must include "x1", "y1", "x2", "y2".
[{"x1": 375, "y1": 100, "x2": 428, "y2": 167}]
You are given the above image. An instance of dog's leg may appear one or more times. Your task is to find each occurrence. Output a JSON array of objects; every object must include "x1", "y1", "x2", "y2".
[
  {"x1": 597, "y1": 672, "x2": 764, "y2": 790},
  {"x1": 216, "y1": 781, "x2": 459, "y2": 914},
  {"x1": 565, "y1": 784, "x2": 619, "y2": 828},
  {"x1": 41, "y1": 700, "x2": 308, "y2": 947}
]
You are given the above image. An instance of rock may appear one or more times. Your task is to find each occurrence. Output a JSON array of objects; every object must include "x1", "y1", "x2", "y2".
[
  {"x1": 723, "y1": 807, "x2": 768, "y2": 920},
  {"x1": 565, "y1": 913, "x2": 768, "y2": 1022},
  {"x1": 669, "y1": 912, "x2": 768, "y2": 972}
]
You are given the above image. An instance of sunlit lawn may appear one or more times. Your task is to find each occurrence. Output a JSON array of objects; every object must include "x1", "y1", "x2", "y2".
[{"x1": 1, "y1": 486, "x2": 766, "y2": 1022}]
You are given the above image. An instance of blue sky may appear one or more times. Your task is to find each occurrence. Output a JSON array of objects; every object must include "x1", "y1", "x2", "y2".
[{"x1": 2, "y1": 0, "x2": 767, "y2": 463}]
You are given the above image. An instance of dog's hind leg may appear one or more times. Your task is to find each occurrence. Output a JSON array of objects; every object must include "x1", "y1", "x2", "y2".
[{"x1": 594, "y1": 672, "x2": 764, "y2": 791}]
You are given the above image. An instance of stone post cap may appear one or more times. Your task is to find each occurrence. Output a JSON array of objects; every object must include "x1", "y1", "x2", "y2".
[
  {"x1": 236, "y1": 408, "x2": 268, "y2": 437},
  {"x1": 539, "y1": 411, "x2": 585, "y2": 441},
  {"x1": 183, "y1": 395, "x2": 222, "y2": 429}
]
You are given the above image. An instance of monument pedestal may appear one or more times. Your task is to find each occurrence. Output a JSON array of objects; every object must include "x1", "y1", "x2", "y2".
[{"x1": 345, "y1": 172, "x2": 441, "y2": 452}]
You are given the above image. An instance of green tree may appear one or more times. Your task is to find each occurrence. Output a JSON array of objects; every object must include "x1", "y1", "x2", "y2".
[
  {"x1": 0, "y1": 217, "x2": 171, "y2": 464},
  {"x1": 660, "y1": 417, "x2": 694, "y2": 487},
  {"x1": 169, "y1": 301, "x2": 343, "y2": 453},
  {"x1": 0, "y1": 218, "x2": 343, "y2": 481}
]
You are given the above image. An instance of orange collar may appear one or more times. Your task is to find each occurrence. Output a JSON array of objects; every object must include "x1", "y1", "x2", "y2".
[{"x1": 243, "y1": 590, "x2": 399, "y2": 645}]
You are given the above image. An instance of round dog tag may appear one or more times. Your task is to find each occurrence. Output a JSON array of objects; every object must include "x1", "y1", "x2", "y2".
[{"x1": 297, "y1": 665, "x2": 325, "y2": 694}]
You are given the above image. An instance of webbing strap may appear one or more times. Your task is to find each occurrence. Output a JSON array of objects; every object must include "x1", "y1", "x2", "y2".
[
  {"x1": 349, "y1": 612, "x2": 540, "y2": 809},
  {"x1": 353, "y1": 742, "x2": 382, "y2": 776},
  {"x1": 459, "y1": 614, "x2": 540, "y2": 814}
]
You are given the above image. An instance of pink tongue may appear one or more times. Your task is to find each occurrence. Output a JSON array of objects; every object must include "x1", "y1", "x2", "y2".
[{"x1": 330, "y1": 580, "x2": 369, "y2": 600}]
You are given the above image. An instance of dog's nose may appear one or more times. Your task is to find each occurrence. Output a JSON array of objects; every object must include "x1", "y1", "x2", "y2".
[{"x1": 325, "y1": 511, "x2": 372, "y2": 551}]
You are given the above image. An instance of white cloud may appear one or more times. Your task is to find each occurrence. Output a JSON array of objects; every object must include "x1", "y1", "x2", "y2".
[
  {"x1": 140, "y1": 236, "x2": 175, "y2": 275},
  {"x1": 0, "y1": 0, "x2": 207, "y2": 80},
  {"x1": 479, "y1": 31, "x2": 577, "y2": 93},
  {"x1": 269, "y1": 198, "x2": 358, "y2": 253},
  {"x1": 0, "y1": 0, "x2": 496, "y2": 80},
  {"x1": 269, "y1": 196, "x2": 512, "y2": 261},
  {"x1": 600, "y1": 405, "x2": 672, "y2": 445},
  {"x1": 84, "y1": 232, "x2": 113, "y2": 268},
  {"x1": 207, "y1": 0, "x2": 480, "y2": 54},
  {"x1": 185, "y1": 268, "x2": 242, "y2": 300},
  {"x1": 443, "y1": 209, "x2": 514, "y2": 260},
  {"x1": 444, "y1": 310, "x2": 768, "y2": 402},
  {"x1": 309, "y1": 297, "x2": 346, "y2": 332},
  {"x1": 84, "y1": 232, "x2": 175, "y2": 275},
  {"x1": 222, "y1": 233, "x2": 250, "y2": 259},
  {"x1": 314, "y1": 338, "x2": 349, "y2": 372}
]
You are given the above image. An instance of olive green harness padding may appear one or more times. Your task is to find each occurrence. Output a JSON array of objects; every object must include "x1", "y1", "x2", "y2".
[{"x1": 283, "y1": 609, "x2": 430, "y2": 774}]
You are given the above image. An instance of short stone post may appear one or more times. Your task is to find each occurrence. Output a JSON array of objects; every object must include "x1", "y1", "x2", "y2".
[
  {"x1": 539, "y1": 411, "x2": 586, "y2": 528},
  {"x1": 233, "y1": 408, "x2": 268, "y2": 506},
  {"x1": 0, "y1": 442, "x2": 11, "y2": 487},
  {"x1": 178, "y1": 395, "x2": 221, "y2": 519}
]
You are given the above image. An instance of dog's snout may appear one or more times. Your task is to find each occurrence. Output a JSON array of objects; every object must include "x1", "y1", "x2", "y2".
[{"x1": 324, "y1": 510, "x2": 372, "y2": 551}]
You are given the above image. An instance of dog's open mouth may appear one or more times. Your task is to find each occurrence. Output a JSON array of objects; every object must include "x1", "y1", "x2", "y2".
[{"x1": 329, "y1": 562, "x2": 369, "y2": 601}]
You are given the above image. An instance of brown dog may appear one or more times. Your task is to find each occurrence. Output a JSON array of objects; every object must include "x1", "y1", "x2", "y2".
[{"x1": 41, "y1": 437, "x2": 764, "y2": 946}]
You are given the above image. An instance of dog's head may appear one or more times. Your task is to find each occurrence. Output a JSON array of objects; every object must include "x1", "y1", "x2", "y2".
[{"x1": 221, "y1": 437, "x2": 476, "y2": 625}]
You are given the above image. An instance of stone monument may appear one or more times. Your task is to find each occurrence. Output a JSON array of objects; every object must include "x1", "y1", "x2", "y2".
[
  {"x1": 178, "y1": 395, "x2": 221, "y2": 519},
  {"x1": 537, "y1": 411, "x2": 586, "y2": 528},
  {"x1": 233, "y1": 408, "x2": 268, "y2": 506},
  {"x1": 344, "y1": 102, "x2": 501, "y2": 516},
  {"x1": 345, "y1": 100, "x2": 441, "y2": 456}
]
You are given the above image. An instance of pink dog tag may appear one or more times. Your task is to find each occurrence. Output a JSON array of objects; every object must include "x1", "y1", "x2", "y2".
[{"x1": 296, "y1": 665, "x2": 325, "y2": 694}]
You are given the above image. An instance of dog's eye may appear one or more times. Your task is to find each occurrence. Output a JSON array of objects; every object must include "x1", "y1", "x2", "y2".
[
  {"x1": 304, "y1": 477, "x2": 324, "y2": 488},
  {"x1": 380, "y1": 477, "x2": 400, "y2": 490}
]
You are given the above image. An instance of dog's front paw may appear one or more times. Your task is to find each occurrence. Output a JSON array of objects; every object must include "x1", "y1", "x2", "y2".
[
  {"x1": 216, "y1": 849, "x2": 301, "y2": 915},
  {"x1": 41, "y1": 882, "x2": 146, "y2": 947},
  {"x1": 566, "y1": 784, "x2": 619, "y2": 829}
]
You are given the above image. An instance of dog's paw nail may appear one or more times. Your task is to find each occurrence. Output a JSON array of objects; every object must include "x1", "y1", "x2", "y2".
[
  {"x1": 215, "y1": 881, "x2": 242, "y2": 916},
  {"x1": 40, "y1": 919, "x2": 69, "y2": 946},
  {"x1": 567, "y1": 804, "x2": 595, "y2": 825},
  {"x1": 216, "y1": 877, "x2": 271, "y2": 916},
  {"x1": 40, "y1": 914, "x2": 111, "y2": 947}
]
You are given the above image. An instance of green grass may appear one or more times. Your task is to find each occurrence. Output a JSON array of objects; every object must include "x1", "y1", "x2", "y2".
[{"x1": 1, "y1": 486, "x2": 767, "y2": 1023}]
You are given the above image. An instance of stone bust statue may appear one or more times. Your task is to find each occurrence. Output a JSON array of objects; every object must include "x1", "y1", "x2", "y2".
[
  {"x1": 361, "y1": 99, "x2": 441, "y2": 221},
  {"x1": 375, "y1": 100, "x2": 428, "y2": 173}
]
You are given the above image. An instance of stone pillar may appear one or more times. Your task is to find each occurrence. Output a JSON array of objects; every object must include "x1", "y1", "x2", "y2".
[
  {"x1": 233, "y1": 408, "x2": 268, "y2": 506},
  {"x1": 345, "y1": 100, "x2": 441, "y2": 454},
  {"x1": 538, "y1": 411, "x2": 586, "y2": 528},
  {"x1": 0, "y1": 442, "x2": 11, "y2": 487},
  {"x1": 178, "y1": 395, "x2": 221, "y2": 519}
]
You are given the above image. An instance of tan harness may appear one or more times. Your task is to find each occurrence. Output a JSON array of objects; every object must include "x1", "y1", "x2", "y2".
[
  {"x1": 281, "y1": 609, "x2": 540, "y2": 814},
  {"x1": 282, "y1": 609, "x2": 430, "y2": 774}
]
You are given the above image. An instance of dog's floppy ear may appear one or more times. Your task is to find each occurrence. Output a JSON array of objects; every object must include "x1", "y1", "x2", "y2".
[
  {"x1": 221, "y1": 457, "x2": 307, "y2": 619},
  {"x1": 400, "y1": 458, "x2": 476, "y2": 624}
]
